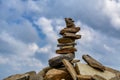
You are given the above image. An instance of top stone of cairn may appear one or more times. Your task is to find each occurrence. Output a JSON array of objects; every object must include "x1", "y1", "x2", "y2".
[{"x1": 65, "y1": 18, "x2": 75, "y2": 28}]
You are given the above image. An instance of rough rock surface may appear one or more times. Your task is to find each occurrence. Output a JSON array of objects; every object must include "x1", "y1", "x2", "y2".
[
  {"x1": 4, "y1": 71, "x2": 36, "y2": 80},
  {"x1": 44, "y1": 68, "x2": 72, "y2": 80},
  {"x1": 56, "y1": 47, "x2": 77, "y2": 54},
  {"x1": 60, "y1": 27, "x2": 80, "y2": 35},
  {"x1": 75, "y1": 62, "x2": 115, "y2": 80},
  {"x1": 37, "y1": 67, "x2": 52, "y2": 80},
  {"x1": 92, "y1": 75, "x2": 106, "y2": 80},
  {"x1": 82, "y1": 54, "x2": 105, "y2": 71},
  {"x1": 65, "y1": 18, "x2": 75, "y2": 28},
  {"x1": 77, "y1": 75, "x2": 92, "y2": 80},
  {"x1": 49, "y1": 53, "x2": 75, "y2": 68}
]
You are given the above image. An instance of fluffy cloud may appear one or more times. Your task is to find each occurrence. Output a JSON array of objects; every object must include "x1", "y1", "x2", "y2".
[
  {"x1": 34, "y1": 17, "x2": 67, "y2": 58},
  {"x1": 35, "y1": 17, "x2": 58, "y2": 43},
  {"x1": 102, "y1": 0, "x2": 120, "y2": 29},
  {"x1": 35, "y1": 17, "x2": 120, "y2": 70},
  {"x1": 1, "y1": 17, "x2": 120, "y2": 79},
  {"x1": 0, "y1": 32, "x2": 44, "y2": 78},
  {"x1": 1, "y1": 0, "x2": 120, "y2": 79},
  {"x1": 76, "y1": 20, "x2": 120, "y2": 69}
]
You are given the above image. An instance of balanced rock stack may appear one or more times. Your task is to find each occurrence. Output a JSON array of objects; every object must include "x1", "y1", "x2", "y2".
[
  {"x1": 3, "y1": 18, "x2": 120, "y2": 80},
  {"x1": 49, "y1": 18, "x2": 81, "y2": 68}
]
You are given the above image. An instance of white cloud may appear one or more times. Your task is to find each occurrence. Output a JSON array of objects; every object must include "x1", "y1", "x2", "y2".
[
  {"x1": 75, "y1": 20, "x2": 120, "y2": 69},
  {"x1": 28, "y1": 0, "x2": 43, "y2": 12},
  {"x1": 38, "y1": 45, "x2": 52, "y2": 53},
  {"x1": 1, "y1": 0, "x2": 120, "y2": 79},
  {"x1": 0, "y1": 56, "x2": 9, "y2": 64},
  {"x1": 35, "y1": 17, "x2": 120, "y2": 70},
  {"x1": 28, "y1": 43, "x2": 39, "y2": 53},
  {"x1": 102, "y1": 0, "x2": 120, "y2": 29},
  {"x1": 35, "y1": 17, "x2": 58, "y2": 43},
  {"x1": 75, "y1": 21, "x2": 103, "y2": 59},
  {"x1": 103, "y1": 44, "x2": 114, "y2": 53},
  {"x1": 0, "y1": 32, "x2": 44, "y2": 71},
  {"x1": 35, "y1": 17, "x2": 64, "y2": 58},
  {"x1": 53, "y1": 18, "x2": 65, "y2": 32},
  {"x1": 0, "y1": 0, "x2": 43, "y2": 16}
]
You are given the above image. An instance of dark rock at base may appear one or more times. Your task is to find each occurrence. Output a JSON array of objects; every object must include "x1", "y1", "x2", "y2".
[{"x1": 49, "y1": 53, "x2": 75, "y2": 68}]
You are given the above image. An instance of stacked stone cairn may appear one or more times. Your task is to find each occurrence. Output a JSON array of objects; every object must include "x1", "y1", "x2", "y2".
[
  {"x1": 48, "y1": 18, "x2": 81, "y2": 68},
  {"x1": 3, "y1": 18, "x2": 120, "y2": 80}
]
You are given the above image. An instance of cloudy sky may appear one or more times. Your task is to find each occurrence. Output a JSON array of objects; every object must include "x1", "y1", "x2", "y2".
[{"x1": 0, "y1": 0, "x2": 120, "y2": 79}]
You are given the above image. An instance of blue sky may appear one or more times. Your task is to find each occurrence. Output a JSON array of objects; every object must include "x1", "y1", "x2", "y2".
[{"x1": 0, "y1": 0, "x2": 120, "y2": 79}]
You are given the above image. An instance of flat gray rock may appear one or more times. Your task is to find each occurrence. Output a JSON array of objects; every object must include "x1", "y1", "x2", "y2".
[{"x1": 75, "y1": 62, "x2": 115, "y2": 80}]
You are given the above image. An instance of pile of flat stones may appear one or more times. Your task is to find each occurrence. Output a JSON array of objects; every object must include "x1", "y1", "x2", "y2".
[
  {"x1": 4, "y1": 18, "x2": 120, "y2": 80},
  {"x1": 49, "y1": 18, "x2": 81, "y2": 68}
]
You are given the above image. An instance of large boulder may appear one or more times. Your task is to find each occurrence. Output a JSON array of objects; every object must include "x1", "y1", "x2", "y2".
[
  {"x1": 44, "y1": 68, "x2": 72, "y2": 80},
  {"x1": 75, "y1": 62, "x2": 116, "y2": 80},
  {"x1": 37, "y1": 67, "x2": 52, "y2": 80},
  {"x1": 49, "y1": 53, "x2": 75, "y2": 68}
]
